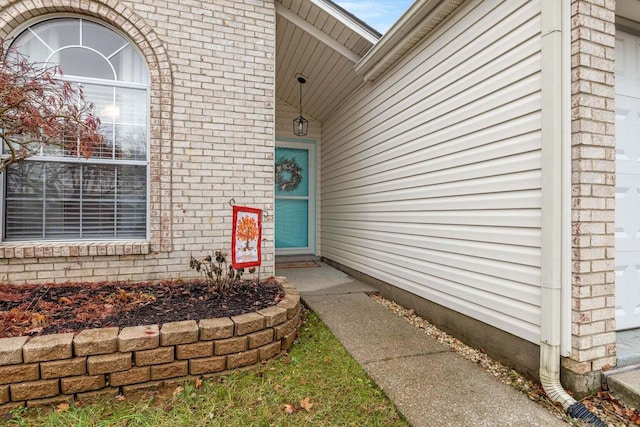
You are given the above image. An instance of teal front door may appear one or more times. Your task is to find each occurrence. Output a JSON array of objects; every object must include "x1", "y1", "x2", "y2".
[{"x1": 275, "y1": 142, "x2": 314, "y2": 255}]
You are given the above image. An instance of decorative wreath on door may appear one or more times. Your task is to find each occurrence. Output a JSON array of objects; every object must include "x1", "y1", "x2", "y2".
[{"x1": 275, "y1": 157, "x2": 302, "y2": 192}]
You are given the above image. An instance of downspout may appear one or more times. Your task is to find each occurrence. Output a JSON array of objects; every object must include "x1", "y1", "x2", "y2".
[{"x1": 539, "y1": 0, "x2": 605, "y2": 425}]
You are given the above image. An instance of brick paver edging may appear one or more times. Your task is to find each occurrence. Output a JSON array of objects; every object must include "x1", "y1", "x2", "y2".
[{"x1": 0, "y1": 278, "x2": 301, "y2": 412}]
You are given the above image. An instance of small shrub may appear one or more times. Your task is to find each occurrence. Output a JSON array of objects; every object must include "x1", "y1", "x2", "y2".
[{"x1": 189, "y1": 251, "x2": 255, "y2": 293}]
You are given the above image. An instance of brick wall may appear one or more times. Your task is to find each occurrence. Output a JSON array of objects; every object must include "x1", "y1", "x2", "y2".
[
  {"x1": 563, "y1": 0, "x2": 616, "y2": 394},
  {"x1": 0, "y1": 279, "x2": 300, "y2": 412},
  {"x1": 0, "y1": 0, "x2": 276, "y2": 283}
]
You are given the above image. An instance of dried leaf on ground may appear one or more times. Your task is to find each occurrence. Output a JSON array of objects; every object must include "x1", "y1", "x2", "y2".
[
  {"x1": 58, "y1": 297, "x2": 72, "y2": 305},
  {"x1": 195, "y1": 378, "x2": 203, "y2": 389},
  {"x1": 284, "y1": 403, "x2": 296, "y2": 414},
  {"x1": 31, "y1": 313, "x2": 47, "y2": 327},
  {"x1": 300, "y1": 397, "x2": 313, "y2": 412},
  {"x1": 56, "y1": 402, "x2": 70, "y2": 413},
  {"x1": 0, "y1": 279, "x2": 283, "y2": 338}
]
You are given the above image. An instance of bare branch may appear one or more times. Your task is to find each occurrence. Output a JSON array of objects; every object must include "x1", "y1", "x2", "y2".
[{"x1": 0, "y1": 39, "x2": 104, "y2": 173}]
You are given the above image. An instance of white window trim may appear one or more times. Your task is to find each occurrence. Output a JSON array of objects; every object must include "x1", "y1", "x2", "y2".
[{"x1": 0, "y1": 17, "x2": 151, "y2": 250}]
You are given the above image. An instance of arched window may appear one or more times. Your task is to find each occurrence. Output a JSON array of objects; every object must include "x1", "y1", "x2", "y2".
[{"x1": 3, "y1": 18, "x2": 149, "y2": 241}]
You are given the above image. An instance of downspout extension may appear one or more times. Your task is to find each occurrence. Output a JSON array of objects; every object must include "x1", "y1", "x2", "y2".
[
  {"x1": 540, "y1": 342, "x2": 606, "y2": 426},
  {"x1": 539, "y1": 1, "x2": 606, "y2": 425}
]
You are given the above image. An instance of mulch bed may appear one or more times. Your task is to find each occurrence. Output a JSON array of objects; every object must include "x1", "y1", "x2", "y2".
[{"x1": 0, "y1": 278, "x2": 283, "y2": 338}]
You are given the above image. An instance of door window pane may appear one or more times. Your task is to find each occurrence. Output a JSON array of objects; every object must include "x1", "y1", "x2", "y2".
[
  {"x1": 275, "y1": 199, "x2": 309, "y2": 248},
  {"x1": 275, "y1": 147, "x2": 309, "y2": 197}
]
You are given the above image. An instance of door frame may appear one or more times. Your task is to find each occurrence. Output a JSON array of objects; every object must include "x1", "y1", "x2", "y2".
[{"x1": 274, "y1": 138, "x2": 316, "y2": 256}]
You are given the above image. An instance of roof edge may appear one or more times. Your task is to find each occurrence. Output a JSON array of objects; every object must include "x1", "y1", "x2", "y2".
[
  {"x1": 354, "y1": 0, "x2": 462, "y2": 82},
  {"x1": 309, "y1": 0, "x2": 381, "y2": 43}
]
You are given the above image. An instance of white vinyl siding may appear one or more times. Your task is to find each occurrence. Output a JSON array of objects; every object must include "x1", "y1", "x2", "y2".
[{"x1": 321, "y1": 0, "x2": 543, "y2": 343}]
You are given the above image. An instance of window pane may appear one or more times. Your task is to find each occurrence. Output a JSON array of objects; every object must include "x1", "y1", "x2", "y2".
[
  {"x1": 31, "y1": 19, "x2": 79, "y2": 53},
  {"x1": 5, "y1": 200, "x2": 43, "y2": 239},
  {"x1": 44, "y1": 163, "x2": 81, "y2": 238},
  {"x1": 5, "y1": 162, "x2": 44, "y2": 240},
  {"x1": 82, "y1": 165, "x2": 115, "y2": 198},
  {"x1": 82, "y1": 201, "x2": 115, "y2": 238},
  {"x1": 117, "y1": 202, "x2": 146, "y2": 237},
  {"x1": 45, "y1": 199, "x2": 80, "y2": 238},
  {"x1": 11, "y1": 30, "x2": 50, "y2": 63},
  {"x1": 6, "y1": 162, "x2": 44, "y2": 197},
  {"x1": 84, "y1": 84, "x2": 115, "y2": 121},
  {"x1": 81, "y1": 84, "x2": 116, "y2": 159},
  {"x1": 82, "y1": 21, "x2": 127, "y2": 59},
  {"x1": 50, "y1": 48, "x2": 114, "y2": 80},
  {"x1": 45, "y1": 163, "x2": 80, "y2": 200},
  {"x1": 116, "y1": 125, "x2": 146, "y2": 160},
  {"x1": 110, "y1": 45, "x2": 149, "y2": 83},
  {"x1": 82, "y1": 165, "x2": 116, "y2": 237},
  {"x1": 117, "y1": 165, "x2": 146, "y2": 197},
  {"x1": 117, "y1": 87, "x2": 147, "y2": 126},
  {"x1": 93, "y1": 123, "x2": 115, "y2": 159},
  {"x1": 117, "y1": 165, "x2": 146, "y2": 237},
  {"x1": 40, "y1": 128, "x2": 81, "y2": 158}
]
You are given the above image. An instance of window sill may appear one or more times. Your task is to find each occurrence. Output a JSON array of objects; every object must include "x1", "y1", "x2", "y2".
[{"x1": 0, "y1": 241, "x2": 150, "y2": 259}]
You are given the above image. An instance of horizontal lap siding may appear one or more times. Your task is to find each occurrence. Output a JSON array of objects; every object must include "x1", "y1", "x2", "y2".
[{"x1": 321, "y1": 0, "x2": 542, "y2": 343}]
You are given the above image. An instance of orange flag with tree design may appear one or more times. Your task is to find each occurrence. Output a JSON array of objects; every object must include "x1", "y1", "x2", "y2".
[{"x1": 232, "y1": 206, "x2": 262, "y2": 268}]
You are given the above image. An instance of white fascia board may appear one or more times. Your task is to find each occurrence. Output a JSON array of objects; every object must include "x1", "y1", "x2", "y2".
[
  {"x1": 308, "y1": 0, "x2": 380, "y2": 44},
  {"x1": 275, "y1": 3, "x2": 362, "y2": 64},
  {"x1": 355, "y1": 0, "x2": 457, "y2": 82}
]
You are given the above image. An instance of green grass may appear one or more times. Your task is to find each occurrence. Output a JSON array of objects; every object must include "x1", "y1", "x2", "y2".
[{"x1": 4, "y1": 311, "x2": 408, "y2": 427}]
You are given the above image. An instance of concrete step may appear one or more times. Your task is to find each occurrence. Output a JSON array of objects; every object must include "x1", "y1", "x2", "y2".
[
  {"x1": 603, "y1": 364, "x2": 640, "y2": 409},
  {"x1": 616, "y1": 329, "x2": 640, "y2": 368}
]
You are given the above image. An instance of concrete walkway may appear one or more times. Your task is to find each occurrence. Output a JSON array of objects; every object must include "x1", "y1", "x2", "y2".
[{"x1": 276, "y1": 262, "x2": 567, "y2": 427}]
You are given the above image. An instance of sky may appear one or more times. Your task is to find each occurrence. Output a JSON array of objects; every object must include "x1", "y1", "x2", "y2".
[{"x1": 334, "y1": 1, "x2": 414, "y2": 34}]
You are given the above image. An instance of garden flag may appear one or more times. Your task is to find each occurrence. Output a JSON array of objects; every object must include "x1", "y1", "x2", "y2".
[{"x1": 231, "y1": 205, "x2": 262, "y2": 269}]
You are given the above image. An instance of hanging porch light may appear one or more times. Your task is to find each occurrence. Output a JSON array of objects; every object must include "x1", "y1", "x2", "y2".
[{"x1": 293, "y1": 76, "x2": 308, "y2": 136}]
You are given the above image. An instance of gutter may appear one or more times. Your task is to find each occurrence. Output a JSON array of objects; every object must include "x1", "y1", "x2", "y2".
[
  {"x1": 540, "y1": 0, "x2": 605, "y2": 425},
  {"x1": 354, "y1": 0, "x2": 462, "y2": 82}
]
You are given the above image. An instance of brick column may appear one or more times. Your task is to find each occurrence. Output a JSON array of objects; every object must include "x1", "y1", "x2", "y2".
[{"x1": 563, "y1": 0, "x2": 616, "y2": 395}]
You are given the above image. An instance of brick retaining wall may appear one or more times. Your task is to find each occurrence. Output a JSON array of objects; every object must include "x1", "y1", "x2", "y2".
[{"x1": 0, "y1": 279, "x2": 301, "y2": 412}]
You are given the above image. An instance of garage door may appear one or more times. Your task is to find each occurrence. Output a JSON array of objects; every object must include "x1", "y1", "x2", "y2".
[{"x1": 615, "y1": 30, "x2": 640, "y2": 330}]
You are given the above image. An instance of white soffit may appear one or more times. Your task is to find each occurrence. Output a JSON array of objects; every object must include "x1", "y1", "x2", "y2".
[
  {"x1": 275, "y1": 3, "x2": 363, "y2": 63},
  {"x1": 355, "y1": 0, "x2": 464, "y2": 82},
  {"x1": 275, "y1": 0, "x2": 378, "y2": 122},
  {"x1": 617, "y1": 0, "x2": 640, "y2": 24}
]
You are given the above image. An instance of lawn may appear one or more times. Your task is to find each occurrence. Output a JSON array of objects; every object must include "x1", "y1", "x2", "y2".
[{"x1": 4, "y1": 310, "x2": 408, "y2": 427}]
